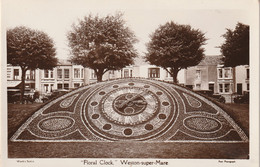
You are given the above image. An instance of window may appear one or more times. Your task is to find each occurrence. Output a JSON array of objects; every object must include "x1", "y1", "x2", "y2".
[
  {"x1": 124, "y1": 69, "x2": 129, "y2": 78},
  {"x1": 50, "y1": 84, "x2": 53, "y2": 92},
  {"x1": 81, "y1": 69, "x2": 84, "y2": 78},
  {"x1": 196, "y1": 84, "x2": 201, "y2": 89},
  {"x1": 57, "y1": 69, "x2": 62, "y2": 79},
  {"x1": 64, "y1": 83, "x2": 69, "y2": 90},
  {"x1": 218, "y1": 69, "x2": 223, "y2": 78},
  {"x1": 237, "y1": 83, "x2": 242, "y2": 95},
  {"x1": 14, "y1": 69, "x2": 19, "y2": 80},
  {"x1": 57, "y1": 83, "x2": 63, "y2": 89},
  {"x1": 196, "y1": 70, "x2": 201, "y2": 80},
  {"x1": 219, "y1": 83, "x2": 232, "y2": 93},
  {"x1": 109, "y1": 70, "x2": 115, "y2": 75},
  {"x1": 246, "y1": 69, "x2": 249, "y2": 79},
  {"x1": 31, "y1": 83, "x2": 35, "y2": 89},
  {"x1": 247, "y1": 83, "x2": 249, "y2": 91},
  {"x1": 50, "y1": 70, "x2": 53, "y2": 78},
  {"x1": 44, "y1": 70, "x2": 49, "y2": 78},
  {"x1": 186, "y1": 85, "x2": 193, "y2": 89},
  {"x1": 26, "y1": 73, "x2": 30, "y2": 80},
  {"x1": 91, "y1": 70, "x2": 97, "y2": 79},
  {"x1": 219, "y1": 84, "x2": 223, "y2": 93},
  {"x1": 130, "y1": 70, "x2": 133, "y2": 77},
  {"x1": 74, "y1": 68, "x2": 80, "y2": 78},
  {"x1": 209, "y1": 84, "x2": 214, "y2": 93},
  {"x1": 25, "y1": 72, "x2": 34, "y2": 80},
  {"x1": 30, "y1": 71, "x2": 35, "y2": 80},
  {"x1": 224, "y1": 69, "x2": 231, "y2": 78},
  {"x1": 25, "y1": 71, "x2": 32, "y2": 80},
  {"x1": 74, "y1": 83, "x2": 80, "y2": 88},
  {"x1": 148, "y1": 68, "x2": 160, "y2": 78},
  {"x1": 44, "y1": 84, "x2": 48, "y2": 92},
  {"x1": 64, "y1": 69, "x2": 70, "y2": 79},
  {"x1": 224, "y1": 84, "x2": 230, "y2": 93},
  {"x1": 166, "y1": 71, "x2": 169, "y2": 78}
]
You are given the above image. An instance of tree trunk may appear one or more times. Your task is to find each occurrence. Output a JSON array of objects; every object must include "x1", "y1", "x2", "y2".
[
  {"x1": 172, "y1": 68, "x2": 179, "y2": 84},
  {"x1": 20, "y1": 68, "x2": 26, "y2": 104},
  {"x1": 97, "y1": 73, "x2": 103, "y2": 82},
  {"x1": 96, "y1": 69, "x2": 104, "y2": 82}
]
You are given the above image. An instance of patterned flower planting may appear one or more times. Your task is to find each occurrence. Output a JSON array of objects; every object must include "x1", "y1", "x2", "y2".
[
  {"x1": 183, "y1": 93, "x2": 202, "y2": 108},
  {"x1": 183, "y1": 117, "x2": 221, "y2": 133},
  {"x1": 39, "y1": 117, "x2": 74, "y2": 132},
  {"x1": 11, "y1": 78, "x2": 248, "y2": 143},
  {"x1": 60, "y1": 94, "x2": 79, "y2": 108}
]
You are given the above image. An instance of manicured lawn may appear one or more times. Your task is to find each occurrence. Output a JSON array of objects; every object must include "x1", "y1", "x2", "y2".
[
  {"x1": 215, "y1": 103, "x2": 249, "y2": 136},
  {"x1": 8, "y1": 103, "x2": 43, "y2": 139},
  {"x1": 8, "y1": 141, "x2": 249, "y2": 159}
]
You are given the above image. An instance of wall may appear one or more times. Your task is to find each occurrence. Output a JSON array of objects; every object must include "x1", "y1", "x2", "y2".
[
  {"x1": 186, "y1": 66, "x2": 209, "y2": 90},
  {"x1": 235, "y1": 65, "x2": 249, "y2": 94},
  {"x1": 208, "y1": 65, "x2": 218, "y2": 93}
]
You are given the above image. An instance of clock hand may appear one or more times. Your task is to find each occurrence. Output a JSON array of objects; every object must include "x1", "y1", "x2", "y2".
[
  {"x1": 118, "y1": 94, "x2": 140, "y2": 108},
  {"x1": 132, "y1": 100, "x2": 147, "y2": 104},
  {"x1": 118, "y1": 91, "x2": 146, "y2": 108}
]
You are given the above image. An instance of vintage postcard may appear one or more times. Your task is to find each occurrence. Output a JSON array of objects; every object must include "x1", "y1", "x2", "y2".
[{"x1": 1, "y1": 0, "x2": 259, "y2": 167}]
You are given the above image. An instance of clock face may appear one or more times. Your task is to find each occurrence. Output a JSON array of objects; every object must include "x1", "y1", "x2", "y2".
[
  {"x1": 82, "y1": 80, "x2": 178, "y2": 140},
  {"x1": 102, "y1": 87, "x2": 159, "y2": 125}
]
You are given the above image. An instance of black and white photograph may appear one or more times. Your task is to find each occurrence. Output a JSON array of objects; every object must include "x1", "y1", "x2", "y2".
[{"x1": 1, "y1": 0, "x2": 259, "y2": 167}]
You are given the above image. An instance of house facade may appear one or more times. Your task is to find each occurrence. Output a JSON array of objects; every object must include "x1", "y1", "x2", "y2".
[
  {"x1": 7, "y1": 56, "x2": 249, "y2": 103},
  {"x1": 35, "y1": 59, "x2": 86, "y2": 94},
  {"x1": 216, "y1": 65, "x2": 234, "y2": 102},
  {"x1": 85, "y1": 63, "x2": 186, "y2": 85},
  {"x1": 235, "y1": 65, "x2": 249, "y2": 95},
  {"x1": 186, "y1": 56, "x2": 249, "y2": 103},
  {"x1": 136, "y1": 64, "x2": 185, "y2": 84},
  {"x1": 7, "y1": 64, "x2": 35, "y2": 90},
  {"x1": 186, "y1": 56, "x2": 221, "y2": 94},
  {"x1": 131, "y1": 57, "x2": 185, "y2": 84}
]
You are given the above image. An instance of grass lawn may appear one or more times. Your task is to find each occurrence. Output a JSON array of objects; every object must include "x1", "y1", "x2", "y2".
[
  {"x1": 8, "y1": 103, "x2": 43, "y2": 139},
  {"x1": 215, "y1": 103, "x2": 249, "y2": 136}
]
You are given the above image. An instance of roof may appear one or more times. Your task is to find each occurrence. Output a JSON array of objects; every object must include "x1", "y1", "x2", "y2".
[
  {"x1": 198, "y1": 55, "x2": 223, "y2": 66},
  {"x1": 134, "y1": 55, "x2": 223, "y2": 66},
  {"x1": 57, "y1": 59, "x2": 73, "y2": 66},
  {"x1": 134, "y1": 56, "x2": 148, "y2": 66},
  {"x1": 7, "y1": 81, "x2": 21, "y2": 88},
  {"x1": 56, "y1": 55, "x2": 223, "y2": 67}
]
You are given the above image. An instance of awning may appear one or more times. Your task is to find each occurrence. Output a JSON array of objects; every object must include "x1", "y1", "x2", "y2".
[{"x1": 7, "y1": 81, "x2": 21, "y2": 88}]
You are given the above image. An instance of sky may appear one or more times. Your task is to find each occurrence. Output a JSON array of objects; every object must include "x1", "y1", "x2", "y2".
[{"x1": 2, "y1": 0, "x2": 254, "y2": 60}]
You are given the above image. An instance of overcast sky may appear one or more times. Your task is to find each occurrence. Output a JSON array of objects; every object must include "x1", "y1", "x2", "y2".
[{"x1": 3, "y1": 0, "x2": 253, "y2": 60}]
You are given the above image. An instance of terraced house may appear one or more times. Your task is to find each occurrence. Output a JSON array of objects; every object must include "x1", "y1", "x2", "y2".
[
  {"x1": 186, "y1": 56, "x2": 249, "y2": 103},
  {"x1": 7, "y1": 64, "x2": 35, "y2": 90},
  {"x1": 186, "y1": 56, "x2": 221, "y2": 93},
  {"x1": 34, "y1": 59, "x2": 86, "y2": 94},
  {"x1": 7, "y1": 56, "x2": 249, "y2": 103}
]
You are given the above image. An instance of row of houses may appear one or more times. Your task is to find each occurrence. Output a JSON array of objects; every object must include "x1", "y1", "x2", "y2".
[{"x1": 7, "y1": 56, "x2": 249, "y2": 103}]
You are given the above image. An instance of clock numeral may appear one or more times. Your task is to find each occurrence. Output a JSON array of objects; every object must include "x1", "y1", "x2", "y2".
[
  {"x1": 124, "y1": 116, "x2": 134, "y2": 124},
  {"x1": 138, "y1": 114, "x2": 146, "y2": 122}
]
